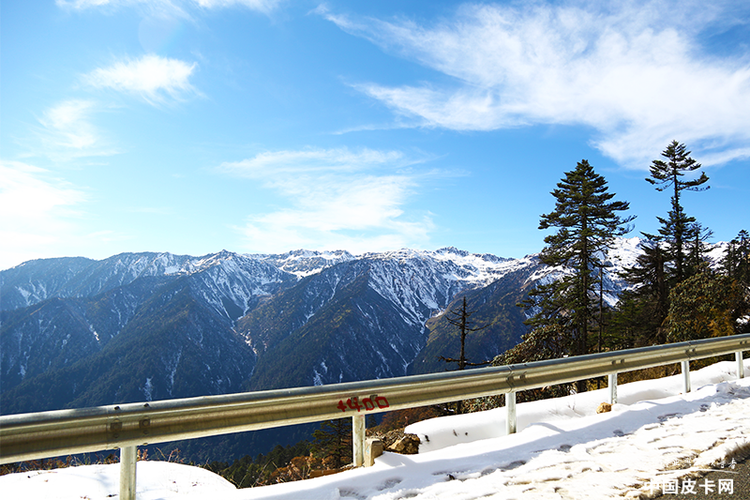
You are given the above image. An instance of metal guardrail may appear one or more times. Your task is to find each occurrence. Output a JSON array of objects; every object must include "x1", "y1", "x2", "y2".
[{"x1": 1, "y1": 333, "x2": 748, "y2": 499}]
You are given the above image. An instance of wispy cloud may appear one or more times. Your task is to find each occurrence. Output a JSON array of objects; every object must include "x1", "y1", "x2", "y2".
[
  {"x1": 40, "y1": 100, "x2": 99, "y2": 150},
  {"x1": 30, "y1": 100, "x2": 119, "y2": 161},
  {"x1": 57, "y1": 0, "x2": 119, "y2": 7},
  {"x1": 0, "y1": 161, "x2": 87, "y2": 269},
  {"x1": 218, "y1": 147, "x2": 435, "y2": 253},
  {"x1": 56, "y1": 0, "x2": 281, "y2": 15},
  {"x1": 219, "y1": 147, "x2": 406, "y2": 177},
  {"x1": 56, "y1": 0, "x2": 189, "y2": 18},
  {"x1": 85, "y1": 54, "x2": 198, "y2": 104},
  {"x1": 322, "y1": 1, "x2": 750, "y2": 169},
  {"x1": 193, "y1": 0, "x2": 280, "y2": 13}
]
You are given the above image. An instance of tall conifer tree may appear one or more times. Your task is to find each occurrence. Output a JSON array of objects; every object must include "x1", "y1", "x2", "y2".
[
  {"x1": 613, "y1": 142, "x2": 710, "y2": 347},
  {"x1": 645, "y1": 140, "x2": 709, "y2": 282},
  {"x1": 525, "y1": 160, "x2": 634, "y2": 366}
]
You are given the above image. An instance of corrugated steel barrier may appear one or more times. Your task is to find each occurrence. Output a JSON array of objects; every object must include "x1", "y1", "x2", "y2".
[{"x1": 1, "y1": 333, "x2": 748, "y2": 499}]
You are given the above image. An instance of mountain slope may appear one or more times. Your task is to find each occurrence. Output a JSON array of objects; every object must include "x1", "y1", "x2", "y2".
[
  {"x1": 0, "y1": 240, "x2": 663, "y2": 461},
  {"x1": 0, "y1": 240, "x2": 650, "y2": 417},
  {"x1": 0, "y1": 275, "x2": 176, "y2": 393},
  {"x1": 1, "y1": 276, "x2": 255, "y2": 414},
  {"x1": 244, "y1": 263, "x2": 428, "y2": 390},
  {"x1": 238, "y1": 249, "x2": 547, "y2": 389},
  {"x1": 411, "y1": 261, "x2": 541, "y2": 375}
]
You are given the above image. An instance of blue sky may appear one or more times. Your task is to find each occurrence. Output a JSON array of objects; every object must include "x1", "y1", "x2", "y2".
[{"x1": 1, "y1": 0, "x2": 749, "y2": 270}]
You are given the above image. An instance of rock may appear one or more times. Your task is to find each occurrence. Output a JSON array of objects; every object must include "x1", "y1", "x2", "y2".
[
  {"x1": 368, "y1": 429, "x2": 421, "y2": 454},
  {"x1": 597, "y1": 402, "x2": 612, "y2": 414},
  {"x1": 389, "y1": 434, "x2": 421, "y2": 454}
]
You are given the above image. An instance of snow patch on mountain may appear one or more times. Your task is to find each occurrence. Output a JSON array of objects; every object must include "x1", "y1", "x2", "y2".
[{"x1": 252, "y1": 249, "x2": 356, "y2": 278}]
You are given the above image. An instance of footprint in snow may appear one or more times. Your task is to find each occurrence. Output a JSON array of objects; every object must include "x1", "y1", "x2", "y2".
[{"x1": 376, "y1": 478, "x2": 403, "y2": 491}]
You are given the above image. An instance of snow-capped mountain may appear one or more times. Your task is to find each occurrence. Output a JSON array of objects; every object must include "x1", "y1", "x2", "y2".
[
  {"x1": 3, "y1": 236, "x2": 734, "y2": 462},
  {"x1": 238, "y1": 249, "x2": 547, "y2": 390},
  {"x1": 253, "y1": 249, "x2": 356, "y2": 278},
  {"x1": 3, "y1": 237, "x2": 706, "y2": 418},
  {"x1": 0, "y1": 251, "x2": 295, "y2": 315}
]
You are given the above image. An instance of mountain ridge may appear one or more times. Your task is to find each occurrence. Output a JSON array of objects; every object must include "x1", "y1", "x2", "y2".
[
  {"x1": 1, "y1": 236, "x2": 732, "y2": 462},
  {"x1": 2, "y1": 244, "x2": 551, "y2": 412},
  {"x1": 3, "y1": 236, "x2": 728, "y2": 410}
]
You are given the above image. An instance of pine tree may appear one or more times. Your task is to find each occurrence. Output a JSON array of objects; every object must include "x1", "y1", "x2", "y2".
[
  {"x1": 311, "y1": 419, "x2": 351, "y2": 470},
  {"x1": 525, "y1": 160, "x2": 634, "y2": 367},
  {"x1": 645, "y1": 141, "x2": 709, "y2": 282},
  {"x1": 722, "y1": 230, "x2": 750, "y2": 285},
  {"x1": 685, "y1": 222, "x2": 713, "y2": 276}
]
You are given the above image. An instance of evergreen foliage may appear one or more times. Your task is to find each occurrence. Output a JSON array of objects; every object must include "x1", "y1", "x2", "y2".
[
  {"x1": 720, "y1": 229, "x2": 750, "y2": 332},
  {"x1": 523, "y1": 160, "x2": 634, "y2": 367},
  {"x1": 311, "y1": 419, "x2": 352, "y2": 470},
  {"x1": 666, "y1": 272, "x2": 744, "y2": 341},
  {"x1": 685, "y1": 222, "x2": 714, "y2": 278},
  {"x1": 611, "y1": 141, "x2": 714, "y2": 347},
  {"x1": 209, "y1": 440, "x2": 312, "y2": 488},
  {"x1": 489, "y1": 324, "x2": 574, "y2": 403},
  {"x1": 644, "y1": 140, "x2": 709, "y2": 283},
  {"x1": 722, "y1": 230, "x2": 750, "y2": 286},
  {"x1": 616, "y1": 241, "x2": 670, "y2": 345},
  {"x1": 496, "y1": 324, "x2": 571, "y2": 364}
]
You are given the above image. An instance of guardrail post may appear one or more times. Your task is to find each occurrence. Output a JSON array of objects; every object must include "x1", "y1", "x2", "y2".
[
  {"x1": 365, "y1": 437, "x2": 383, "y2": 467},
  {"x1": 681, "y1": 360, "x2": 691, "y2": 393},
  {"x1": 608, "y1": 372, "x2": 618, "y2": 405},
  {"x1": 119, "y1": 445, "x2": 137, "y2": 500},
  {"x1": 506, "y1": 391, "x2": 517, "y2": 435},
  {"x1": 352, "y1": 414, "x2": 365, "y2": 467},
  {"x1": 737, "y1": 352, "x2": 745, "y2": 379}
]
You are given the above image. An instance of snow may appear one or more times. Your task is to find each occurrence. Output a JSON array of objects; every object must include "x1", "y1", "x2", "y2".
[
  {"x1": 142, "y1": 377, "x2": 154, "y2": 401},
  {"x1": 0, "y1": 462, "x2": 236, "y2": 500},
  {"x1": 606, "y1": 236, "x2": 642, "y2": 271},
  {"x1": 2, "y1": 359, "x2": 748, "y2": 500}
]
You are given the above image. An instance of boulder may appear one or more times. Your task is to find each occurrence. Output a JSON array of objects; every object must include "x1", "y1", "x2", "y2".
[
  {"x1": 596, "y1": 402, "x2": 612, "y2": 414},
  {"x1": 389, "y1": 434, "x2": 421, "y2": 454}
]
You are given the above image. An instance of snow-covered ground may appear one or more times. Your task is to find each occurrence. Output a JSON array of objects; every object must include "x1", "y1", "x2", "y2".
[{"x1": 2, "y1": 359, "x2": 749, "y2": 500}]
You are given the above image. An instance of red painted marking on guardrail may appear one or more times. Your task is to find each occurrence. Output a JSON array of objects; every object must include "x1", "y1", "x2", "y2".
[{"x1": 337, "y1": 396, "x2": 389, "y2": 412}]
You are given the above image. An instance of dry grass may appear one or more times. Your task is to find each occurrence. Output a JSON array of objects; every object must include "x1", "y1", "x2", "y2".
[{"x1": 0, "y1": 447, "x2": 183, "y2": 476}]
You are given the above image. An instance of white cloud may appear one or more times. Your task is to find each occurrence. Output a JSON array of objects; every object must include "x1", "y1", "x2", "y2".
[
  {"x1": 193, "y1": 0, "x2": 279, "y2": 13},
  {"x1": 218, "y1": 147, "x2": 405, "y2": 177},
  {"x1": 56, "y1": 0, "x2": 281, "y2": 14},
  {"x1": 57, "y1": 0, "x2": 116, "y2": 7},
  {"x1": 40, "y1": 100, "x2": 99, "y2": 150},
  {"x1": 0, "y1": 161, "x2": 88, "y2": 270},
  {"x1": 56, "y1": 0, "x2": 188, "y2": 17},
  {"x1": 219, "y1": 147, "x2": 435, "y2": 253},
  {"x1": 85, "y1": 54, "x2": 198, "y2": 104},
  {"x1": 32, "y1": 100, "x2": 119, "y2": 161},
  {"x1": 324, "y1": 1, "x2": 750, "y2": 169}
]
